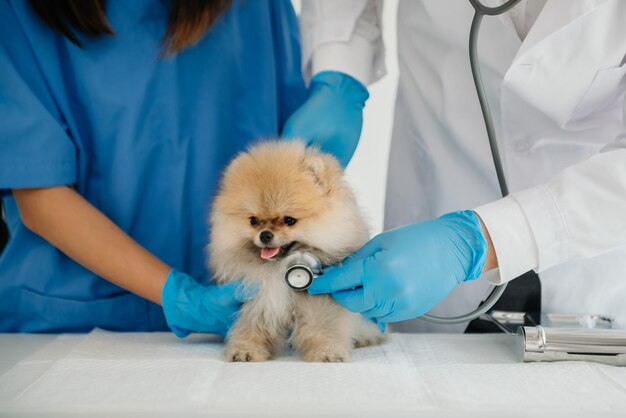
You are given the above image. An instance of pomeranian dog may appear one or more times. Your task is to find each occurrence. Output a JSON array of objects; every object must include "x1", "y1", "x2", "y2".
[{"x1": 208, "y1": 140, "x2": 385, "y2": 362}]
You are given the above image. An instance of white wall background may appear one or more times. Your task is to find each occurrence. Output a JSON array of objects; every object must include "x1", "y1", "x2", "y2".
[{"x1": 292, "y1": 0, "x2": 400, "y2": 235}]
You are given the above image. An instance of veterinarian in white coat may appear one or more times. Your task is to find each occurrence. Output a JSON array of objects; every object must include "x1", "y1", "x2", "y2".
[{"x1": 300, "y1": 0, "x2": 626, "y2": 332}]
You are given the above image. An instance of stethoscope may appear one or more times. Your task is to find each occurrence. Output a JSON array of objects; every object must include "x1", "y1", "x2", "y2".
[
  {"x1": 284, "y1": 251, "x2": 323, "y2": 291},
  {"x1": 418, "y1": 0, "x2": 524, "y2": 324},
  {"x1": 284, "y1": 0, "x2": 518, "y2": 323}
]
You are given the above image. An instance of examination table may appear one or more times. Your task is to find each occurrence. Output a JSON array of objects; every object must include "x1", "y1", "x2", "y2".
[{"x1": 1, "y1": 330, "x2": 625, "y2": 417}]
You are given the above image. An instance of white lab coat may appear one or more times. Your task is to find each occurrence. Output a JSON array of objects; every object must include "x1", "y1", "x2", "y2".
[{"x1": 300, "y1": 0, "x2": 626, "y2": 332}]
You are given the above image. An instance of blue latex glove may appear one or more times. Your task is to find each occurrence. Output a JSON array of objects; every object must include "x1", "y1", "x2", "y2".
[
  {"x1": 308, "y1": 211, "x2": 488, "y2": 324},
  {"x1": 161, "y1": 269, "x2": 257, "y2": 338},
  {"x1": 282, "y1": 71, "x2": 369, "y2": 167}
]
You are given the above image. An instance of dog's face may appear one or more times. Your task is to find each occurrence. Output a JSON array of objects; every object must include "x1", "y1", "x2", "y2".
[
  {"x1": 248, "y1": 211, "x2": 304, "y2": 260},
  {"x1": 210, "y1": 141, "x2": 365, "y2": 273}
]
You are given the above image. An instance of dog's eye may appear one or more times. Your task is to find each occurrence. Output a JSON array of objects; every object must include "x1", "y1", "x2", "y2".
[
  {"x1": 283, "y1": 216, "x2": 297, "y2": 226},
  {"x1": 249, "y1": 217, "x2": 260, "y2": 226}
]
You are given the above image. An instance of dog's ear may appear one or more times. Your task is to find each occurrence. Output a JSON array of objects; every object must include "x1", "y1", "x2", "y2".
[{"x1": 303, "y1": 151, "x2": 342, "y2": 194}]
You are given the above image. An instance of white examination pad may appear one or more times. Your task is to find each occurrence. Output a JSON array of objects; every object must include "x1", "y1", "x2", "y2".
[{"x1": 1, "y1": 330, "x2": 626, "y2": 417}]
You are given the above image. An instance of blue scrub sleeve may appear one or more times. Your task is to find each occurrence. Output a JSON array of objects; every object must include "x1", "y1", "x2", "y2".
[{"x1": 0, "y1": 2, "x2": 76, "y2": 191}]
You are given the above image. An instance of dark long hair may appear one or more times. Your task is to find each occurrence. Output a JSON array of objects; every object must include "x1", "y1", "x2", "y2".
[{"x1": 28, "y1": 0, "x2": 232, "y2": 54}]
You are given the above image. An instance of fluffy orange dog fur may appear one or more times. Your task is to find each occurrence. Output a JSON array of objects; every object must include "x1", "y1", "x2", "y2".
[{"x1": 209, "y1": 140, "x2": 385, "y2": 362}]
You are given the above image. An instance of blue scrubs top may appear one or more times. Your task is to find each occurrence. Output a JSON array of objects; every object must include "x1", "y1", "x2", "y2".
[{"x1": 0, "y1": 0, "x2": 307, "y2": 332}]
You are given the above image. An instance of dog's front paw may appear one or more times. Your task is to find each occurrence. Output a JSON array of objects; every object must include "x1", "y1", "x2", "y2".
[
  {"x1": 226, "y1": 344, "x2": 272, "y2": 362},
  {"x1": 302, "y1": 346, "x2": 350, "y2": 363}
]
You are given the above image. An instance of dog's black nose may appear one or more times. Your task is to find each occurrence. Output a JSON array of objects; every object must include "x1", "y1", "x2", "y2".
[{"x1": 260, "y1": 230, "x2": 274, "y2": 244}]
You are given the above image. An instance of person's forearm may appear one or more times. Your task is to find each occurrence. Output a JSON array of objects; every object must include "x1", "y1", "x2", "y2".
[
  {"x1": 475, "y1": 212, "x2": 498, "y2": 272},
  {"x1": 475, "y1": 146, "x2": 626, "y2": 284},
  {"x1": 13, "y1": 186, "x2": 170, "y2": 304}
]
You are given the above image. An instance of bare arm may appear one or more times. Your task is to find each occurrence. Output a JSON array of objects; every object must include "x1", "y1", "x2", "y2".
[
  {"x1": 13, "y1": 186, "x2": 170, "y2": 304},
  {"x1": 476, "y1": 213, "x2": 498, "y2": 272}
]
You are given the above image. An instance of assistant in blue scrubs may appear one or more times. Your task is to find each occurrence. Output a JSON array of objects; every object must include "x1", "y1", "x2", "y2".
[{"x1": 0, "y1": 0, "x2": 307, "y2": 332}]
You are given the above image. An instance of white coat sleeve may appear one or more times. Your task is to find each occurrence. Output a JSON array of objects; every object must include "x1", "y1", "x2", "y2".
[
  {"x1": 474, "y1": 99, "x2": 626, "y2": 285},
  {"x1": 299, "y1": 0, "x2": 385, "y2": 86}
]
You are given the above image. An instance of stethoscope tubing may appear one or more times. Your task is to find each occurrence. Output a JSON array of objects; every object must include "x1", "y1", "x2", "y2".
[{"x1": 418, "y1": 0, "x2": 521, "y2": 325}]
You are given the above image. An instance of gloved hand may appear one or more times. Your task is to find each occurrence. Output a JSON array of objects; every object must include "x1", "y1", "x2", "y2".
[
  {"x1": 282, "y1": 71, "x2": 369, "y2": 167},
  {"x1": 308, "y1": 210, "x2": 488, "y2": 323},
  {"x1": 161, "y1": 269, "x2": 257, "y2": 338}
]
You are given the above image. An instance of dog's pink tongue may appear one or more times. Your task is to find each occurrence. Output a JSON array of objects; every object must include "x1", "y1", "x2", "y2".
[{"x1": 261, "y1": 247, "x2": 280, "y2": 260}]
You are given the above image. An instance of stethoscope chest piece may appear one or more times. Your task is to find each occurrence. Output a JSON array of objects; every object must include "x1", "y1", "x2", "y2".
[
  {"x1": 285, "y1": 265, "x2": 315, "y2": 291},
  {"x1": 283, "y1": 251, "x2": 322, "y2": 291}
]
